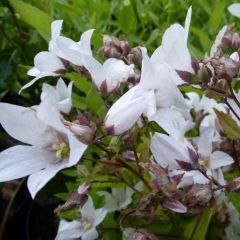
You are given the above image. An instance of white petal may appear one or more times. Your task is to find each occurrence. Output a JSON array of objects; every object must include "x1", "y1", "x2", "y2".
[
  {"x1": 150, "y1": 108, "x2": 194, "y2": 140},
  {"x1": 81, "y1": 196, "x2": 95, "y2": 223},
  {"x1": 51, "y1": 20, "x2": 63, "y2": 40},
  {"x1": 82, "y1": 228, "x2": 98, "y2": 240},
  {"x1": 93, "y1": 208, "x2": 107, "y2": 226},
  {"x1": 230, "y1": 52, "x2": 239, "y2": 62},
  {"x1": 210, "y1": 25, "x2": 228, "y2": 57},
  {"x1": 56, "y1": 36, "x2": 83, "y2": 64},
  {"x1": 103, "y1": 58, "x2": 134, "y2": 92},
  {"x1": 27, "y1": 160, "x2": 67, "y2": 198},
  {"x1": 78, "y1": 29, "x2": 95, "y2": 56},
  {"x1": 105, "y1": 86, "x2": 147, "y2": 135},
  {"x1": 0, "y1": 103, "x2": 58, "y2": 146},
  {"x1": 151, "y1": 133, "x2": 193, "y2": 169},
  {"x1": 55, "y1": 219, "x2": 84, "y2": 240},
  {"x1": 197, "y1": 128, "x2": 213, "y2": 157},
  {"x1": 67, "y1": 133, "x2": 87, "y2": 166},
  {"x1": 34, "y1": 51, "x2": 65, "y2": 73},
  {"x1": 0, "y1": 146, "x2": 50, "y2": 182},
  {"x1": 27, "y1": 67, "x2": 40, "y2": 77},
  {"x1": 228, "y1": 3, "x2": 240, "y2": 18},
  {"x1": 210, "y1": 151, "x2": 234, "y2": 169},
  {"x1": 184, "y1": 6, "x2": 192, "y2": 43},
  {"x1": 20, "y1": 73, "x2": 51, "y2": 93}
]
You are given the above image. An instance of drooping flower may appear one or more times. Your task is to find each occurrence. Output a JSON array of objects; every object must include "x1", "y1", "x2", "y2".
[
  {"x1": 0, "y1": 98, "x2": 87, "y2": 198},
  {"x1": 104, "y1": 47, "x2": 188, "y2": 135},
  {"x1": 55, "y1": 196, "x2": 107, "y2": 240}
]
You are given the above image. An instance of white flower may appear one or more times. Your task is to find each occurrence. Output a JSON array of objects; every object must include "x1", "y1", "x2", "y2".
[
  {"x1": 55, "y1": 196, "x2": 107, "y2": 240},
  {"x1": 151, "y1": 6, "x2": 194, "y2": 85},
  {"x1": 55, "y1": 29, "x2": 95, "y2": 66},
  {"x1": 104, "y1": 47, "x2": 187, "y2": 135},
  {"x1": 0, "y1": 100, "x2": 87, "y2": 198},
  {"x1": 83, "y1": 56, "x2": 134, "y2": 92},
  {"x1": 21, "y1": 20, "x2": 66, "y2": 92},
  {"x1": 228, "y1": 3, "x2": 240, "y2": 18},
  {"x1": 41, "y1": 78, "x2": 73, "y2": 114},
  {"x1": 150, "y1": 108, "x2": 194, "y2": 140}
]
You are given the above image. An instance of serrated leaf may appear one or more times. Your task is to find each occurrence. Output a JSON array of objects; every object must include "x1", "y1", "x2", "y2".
[
  {"x1": 9, "y1": 0, "x2": 51, "y2": 40},
  {"x1": 215, "y1": 109, "x2": 240, "y2": 140}
]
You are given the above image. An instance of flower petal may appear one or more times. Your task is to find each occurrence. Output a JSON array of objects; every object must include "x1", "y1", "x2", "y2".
[
  {"x1": 27, "y1": 160, "x2": 67, "y2": 198},
  {"x1": 55, "y1": 219, "x2": 84, "y2": 240},
  {"x1": 210, "y1": 151, "x2": 234, "y2": 169},
  {"x1": 0, "y1": 103, "x2": 57, "y2": 146},
  {"x1": 93, "y1": 208, "x2": 107, "y2": 226},
  {"x1": 228, "y1": 3, "x2": 240, "y2": 18},
  {"x1": 82, "y1": 228, "x2": 98, "y2": 240},
  {"x1": 0, "y1": 146, "x2": 50, "y2": 182}
]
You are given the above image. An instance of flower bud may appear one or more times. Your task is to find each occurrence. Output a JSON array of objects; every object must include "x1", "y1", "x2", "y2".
[
  {"x1": 232, "y1": 33, "x2": 240, "y2": 50},
  {"x1": 197, "y1": 64, "x2": 212, "y2": 85},
  {"x1": 129, "y1": 229, "x2": 157, "y2": 240},
  {"x1": 128, "y1": 47, "x2": 143, "y2": 66}
]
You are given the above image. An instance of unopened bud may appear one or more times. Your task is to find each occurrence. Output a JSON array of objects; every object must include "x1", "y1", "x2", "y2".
[
  {"x1": 128, "y1": 73, "x2": 141, "y2": 85},
  {"x1": 227, "y1": 177, "x2": 240, "y2": 191},
  {"x1": 222, "y1": 33, "x2": 233, "y2": 48},
  {"x1": 103, "y1": 47, "x2": 121, "y2": 59},
  {"x1": 176, "y1": 70, "x2": 193, "y2": 83},
  {"x1": 119, "y1": 40, "x2": 131, "y2": 55},
  {"x1": 129, "y1": 229, "x2": 157, "y2": 240},
  {"x1": 197, "y1": 65, "x2": 212, "y2": 85},
  {"x1": 128, "y1": 47, "x2": 143, "y2": 66},
  {"x1": 232, "y1": 33, "x2": 240, "y2": 50}
]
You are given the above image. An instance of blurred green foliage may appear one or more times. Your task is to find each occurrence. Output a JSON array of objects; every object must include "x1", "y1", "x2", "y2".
[{"x1": 0, "y1": 0, "x2": 239, "y2": 106}]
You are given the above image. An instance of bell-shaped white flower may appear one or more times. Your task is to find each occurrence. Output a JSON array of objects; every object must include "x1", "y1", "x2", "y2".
[
  {"x1": 55, "y1": 196, "x2": 107, "y2": 240},
  {"x1": 228, "y1": 3, "x2": 240, "y2": 18},
  {"x1": 21, "y1": 20, "x2": 66, "y2": 92},
  {"x1": 83, "y1": 56, "x2": 134, "y2": 92},
  {"x1": 0, "y1": 99, "x2": 87, "y2": 198},
  {"x1": 151, "y1": 7, "x2": 194, "y2": 85},
  {"x1": 41, "y1": 78, "x2": 73, "y2": 114},
  {"x1": 55, "y1": 29, "x2": 95, "y2": 66}
]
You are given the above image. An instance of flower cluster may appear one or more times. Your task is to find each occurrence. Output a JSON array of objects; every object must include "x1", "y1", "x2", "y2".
[{"x1": 1, "y1": 4, "x2": 240, "y2": 240}]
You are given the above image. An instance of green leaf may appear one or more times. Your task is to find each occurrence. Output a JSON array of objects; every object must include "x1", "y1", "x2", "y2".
[
  {"x1": 210, "y1": 1, "x2": 225, "y2": 36},
  {"x1": 184, "y1": 208, "x2": 215, "y2": 240},
  {"x1": 117, "y1": 0, "x2": 136, "y2": 34},
  {"x1": 9, "y1": 0, "x2": 51, "y2": 40},
  {"x1": 215, "y1": 109, "x2": 240, "y2": 140}
]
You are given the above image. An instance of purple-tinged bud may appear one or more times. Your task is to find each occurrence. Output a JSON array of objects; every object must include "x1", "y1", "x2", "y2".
[
  {"x1": 128, "y1": 47, "x2": 143, "y2": 66},
  {"x1": 78, "y1": 182, "x2": 91, "y2": 194},
  {"x1": 188, "y1": 148, "x2": 199, "y2": 165},
  {"x1": 105, "y1": 125, "x2": 115, "y2": 135},
  {"x1": 191, "y1": 56, "x2": 200, "y2": 73},
  {"x1": 119, "y1": 40, "x2": 131, "y2": 55},
  {"x1": 176, "y1": 70, "x2": 193, "y2": 83},
  {"x1": 129, "y1": 229, "x2": 157, "y2": 240},
  {"x1": 99, "y1": 80, "x2": 108, "y2": 93},
  {"x1": 232, "y1": 33, "x2": 240, "y2": 50},
  {"x1": 197, "y1": 64, "x2": 212, "y2": 85},
  {"x1": 163, "y1": 198, "x2": 187, "y2": 213},
  {"x1": 227, "y1": 177, "x2": 240, "y2": 191},
  {"x1": 54, "y1": 191, "x2": 88, "y2": 213},
  {"x1": 128, "y1": 73, "x2": 141, "y2": 85},
  {"x1": 103, "y1": 47, "x2": 121, "y2": 59},
  {"x1": 222, "y1": 33, "x2": 233, "y2": 48}
]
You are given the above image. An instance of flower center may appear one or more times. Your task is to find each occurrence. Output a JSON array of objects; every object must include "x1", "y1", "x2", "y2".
[
  {"x1": 199, "y1": 158, "x2": 209, "y2": 169},
  {"x1": 50, "y1": 142, "x2": 70, "y2": 161},
  {"x1": 82, "y1": 221, "x2": 92, "y2": 231}
]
